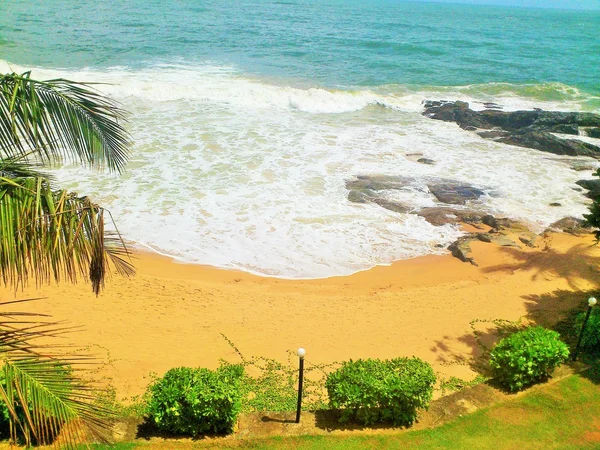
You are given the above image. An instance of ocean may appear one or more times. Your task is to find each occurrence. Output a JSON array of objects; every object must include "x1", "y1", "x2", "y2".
[{"x1": 1, "y1": 0, "x2": 599, "y2": 277}]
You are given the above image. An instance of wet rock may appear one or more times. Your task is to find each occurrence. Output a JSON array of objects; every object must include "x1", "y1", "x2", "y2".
[
  {"x1": 347, "y1": 190, "x2": 369, "y2": 203},
  {"x1": 587, "y1": 128, "x2": 600, "y2": 139},
  {"x1": 417, "y1": 158, "x2": 435, "y2": 165},
  {"x1": 551, "y1": 124, "x2": 580, "y2": 135},
  {"x1": 576, "y1": 178, "x2": 600, "y2": 198},
  {"x1": 497, "y1": 131, "x2": 600, "y2": 157},
  {"x1": 568, "y1": 160, "x2": 597, "y2": 172},
  {"x1": 422, "y1": 100, "x2": 600, "y2": 158},
  {"x1": 345, "y1": 175, "x2": 412, "y2": 192},
  {"x1": 477, "y1": 130, "x2": 510, "y2": 139},
  {"x1": 372, "y1": 198, "x2": 411, "y2": 214},
  {"x1": 483, "y1": 102, "x2": 503, "y2": 110},
  {"x1": 417, "y1": 207, "x2": 487, "y2": 226},
  {"x1": 428, "y1": 183, "x2": 484, "y2": 205}
]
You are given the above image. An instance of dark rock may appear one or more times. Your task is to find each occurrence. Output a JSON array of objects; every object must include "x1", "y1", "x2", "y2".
[
  {"x1": 492, "y1": 218, "x2": 530, "y2": 232},
  {"x1": 568, "y1": 160, "x2": 597, "y2": 172},
  {"x1": 476, "y1": 233, "x2": 492, "y2": 243},
  {"x1": 428, "y1": 183, "x2": 484, "y2": 205},
  {"x1": 547, "y1": 217, "x2": 587, "y2": 234},
  {"x1": 492, "y1": 235, "x2": 521, "y2": 247},
  {"x1": 550, "y1": 124, "x2": 579, "y2": 135},
  {"x1": 347, "y1": 190, "x2": 369, "y2": 203},
  {"x1": 549, "y1": 202, "x2": 562, "y2": 207},
  {"x1": 372, "y1": 198, "x2": 411, "y2": 214},
  {"x1": 417, "y1": 158, "x2": 435, "y2": 165},
  {"x1": 422, "y1": 101, "x2": 600, "y2": 158},
  {"x1": 482, "y1": 215, "x2": 498, "y2": 228},
  {"x1": 576, "y1": 179, "x2": 600, "y2": 198},
  {"x1": 448, "y1": 237, "x2": 478, "y2": 266},
  {"x1": 477, "y1": 130, "x2": 510, "y2": 139},
  {"x1": 519, "y1": 236, "x2": 537, "y2": 247},
  {"x1": 346, "y1": 175, "x2": 412, "y2": 192},
  {"x1": 497, "y1": 131, "x2": 600, "y2": 157},
  {"x1": 417, "y1": 207, "x2": 487, "y2": 226},
  {"x1": 483, "y1": 102, "x2": 503, "y2": 110}
]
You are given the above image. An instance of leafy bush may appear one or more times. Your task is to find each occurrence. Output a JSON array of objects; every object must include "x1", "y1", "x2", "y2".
[
  {"x1": 146, "y1": 363, "x2": 244, "y2": 436},
  {"x1": 489, "y1": 326, "x2": 569, "y2": 392},
  {"x1": 325, "y1": 357, "x2": 436, "y2": 426}
]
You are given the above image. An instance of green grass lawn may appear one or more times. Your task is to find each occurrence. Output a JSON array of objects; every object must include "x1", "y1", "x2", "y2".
[{"x1": 83, "y1": 368, "x2": 600, "y2": 450}]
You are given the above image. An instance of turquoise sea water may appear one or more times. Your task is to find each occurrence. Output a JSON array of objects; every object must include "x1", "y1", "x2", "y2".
[
  {"x1": 1, "y1": 1, "x2": 600, "y2": 277},
  {"x1": 2, "y1": 0, "x2": 600, "y2": 93}
]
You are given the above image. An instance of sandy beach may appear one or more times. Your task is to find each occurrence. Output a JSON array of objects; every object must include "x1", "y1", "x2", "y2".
[{"x1": 1, "y1": 230, "x2": 598, "y2": 399}]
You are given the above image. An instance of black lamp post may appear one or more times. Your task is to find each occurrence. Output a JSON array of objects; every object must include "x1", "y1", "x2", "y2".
[
  {"x1": 295, "y1": 347, "x2": 305, "y2": 423},
  {"x1": 572, "y1": 297, "x2": 597, "y2": 361}
]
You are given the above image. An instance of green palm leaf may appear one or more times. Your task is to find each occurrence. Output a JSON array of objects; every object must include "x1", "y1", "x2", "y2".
[
  {"x1": 0, "y1": 173, "x2": 134, "y2": 295},
  {"x1": 0, "y1": 71, "x2": 135, "y2": 293},
  {"x1": 0, "y1": 300, "x2": 115, "y2": 448},
  {"x1": 0, "y1": 72, "x2": 129, "y2": 172}
]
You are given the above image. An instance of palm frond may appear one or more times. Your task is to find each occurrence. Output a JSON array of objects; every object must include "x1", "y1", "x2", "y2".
[
  {"x1": 0, "y1": 71, "x2": 130, "y2": 172},
  {"x1": 0, "y1": 174, "x2": 134, "y2": 295},
  {"x1": 0, "y1": 156, "x2": 52, "y2": 180},
  {"x1": 0, "y1": 302, "x2": 115, "y2": 447}
]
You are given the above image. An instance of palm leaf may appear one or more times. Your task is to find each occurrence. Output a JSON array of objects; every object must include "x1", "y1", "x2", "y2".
[
  {"x1": 0, "y1": 300, "x2": 115, "y2": 448},
  {"x1": 0, "y1": 72, "x2": 130, "y2": 172},
  {"x1": 0, "y1": 173, "x2": 134, "y2": 295}
]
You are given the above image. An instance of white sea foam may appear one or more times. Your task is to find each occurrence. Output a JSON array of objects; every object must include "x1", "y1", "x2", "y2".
[{"x1": 2, "y1": 60, "x2": 598, "y2": 277}]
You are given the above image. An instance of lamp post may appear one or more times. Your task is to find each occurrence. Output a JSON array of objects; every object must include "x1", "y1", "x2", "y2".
[
  {"x1": 572, "y1": 297, "x2": 597, "y2": 361},
  {"x1": 295, "y1": 347, "x2": 305, "y2": 423}
]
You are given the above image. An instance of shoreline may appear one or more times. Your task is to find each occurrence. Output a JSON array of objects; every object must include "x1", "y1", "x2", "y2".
[{"x1": 1, "y1": 231, "x2": 599, "y2": 398}]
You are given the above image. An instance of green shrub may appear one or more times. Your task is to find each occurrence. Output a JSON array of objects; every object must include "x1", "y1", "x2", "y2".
[
  {"x1": 573, "y1": 308, "x2": 600, "y2": 351},
  {"x1": 146, "y1": 363, "x2": 244, "y2": 436},
  {"x1": 325, "y1": 357, "x2": 436, "y2": 426},
  {"x1": 489, "y1": 326, "x2": 569, "y2": 392}
]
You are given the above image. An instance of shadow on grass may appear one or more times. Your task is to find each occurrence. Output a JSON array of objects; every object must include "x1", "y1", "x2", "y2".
[{"x1": 579, "y1": 363, "x2": 600, "y2": 385}]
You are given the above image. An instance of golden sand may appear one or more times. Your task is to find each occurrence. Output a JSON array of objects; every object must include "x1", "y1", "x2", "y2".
[{"x1": 1, "y1": 231, "x2": 598, "y2": 398}]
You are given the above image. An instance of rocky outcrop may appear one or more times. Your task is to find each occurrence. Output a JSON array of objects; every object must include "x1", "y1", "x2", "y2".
[
  {"x1": 422, "y1": 100, "x2": 600, "y2": 158},
  {"x1": 416, "y1": 207, "x2": 488, "y2": 226},
  {"x1": 346, "y1": 175, "x2": 486, "y2": 209},
  {"x1": 344, "y1": 175, "x2": 578, "y2": 266},
  {"x1": 448, "y1": 237, "x2": 477, "y2": 266},
  {"x1": 576, "y1": 178, "x2": 600, "y2": 199},
  {"x1": 427, "y1": 183, "x2": 484, "y2": 205},
  {"x1": 546, "y1": 217, "x2": 587, "y2": 234},
  {"x1": 446, "y1": 222, "x2": 538, "y2": 265}
]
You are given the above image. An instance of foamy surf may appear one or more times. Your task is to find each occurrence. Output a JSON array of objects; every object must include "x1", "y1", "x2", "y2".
[{"x1": 2, "y1": 60, "x2": 599, "y2": 277}]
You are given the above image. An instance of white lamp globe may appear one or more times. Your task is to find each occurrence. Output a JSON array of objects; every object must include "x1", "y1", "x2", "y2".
[
  {"x1": 589, "y1": 297, "x2": 597, "y2": 307},
  {"x1": 297, "y1": 348, "x2": 306, "y2": 359}
]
